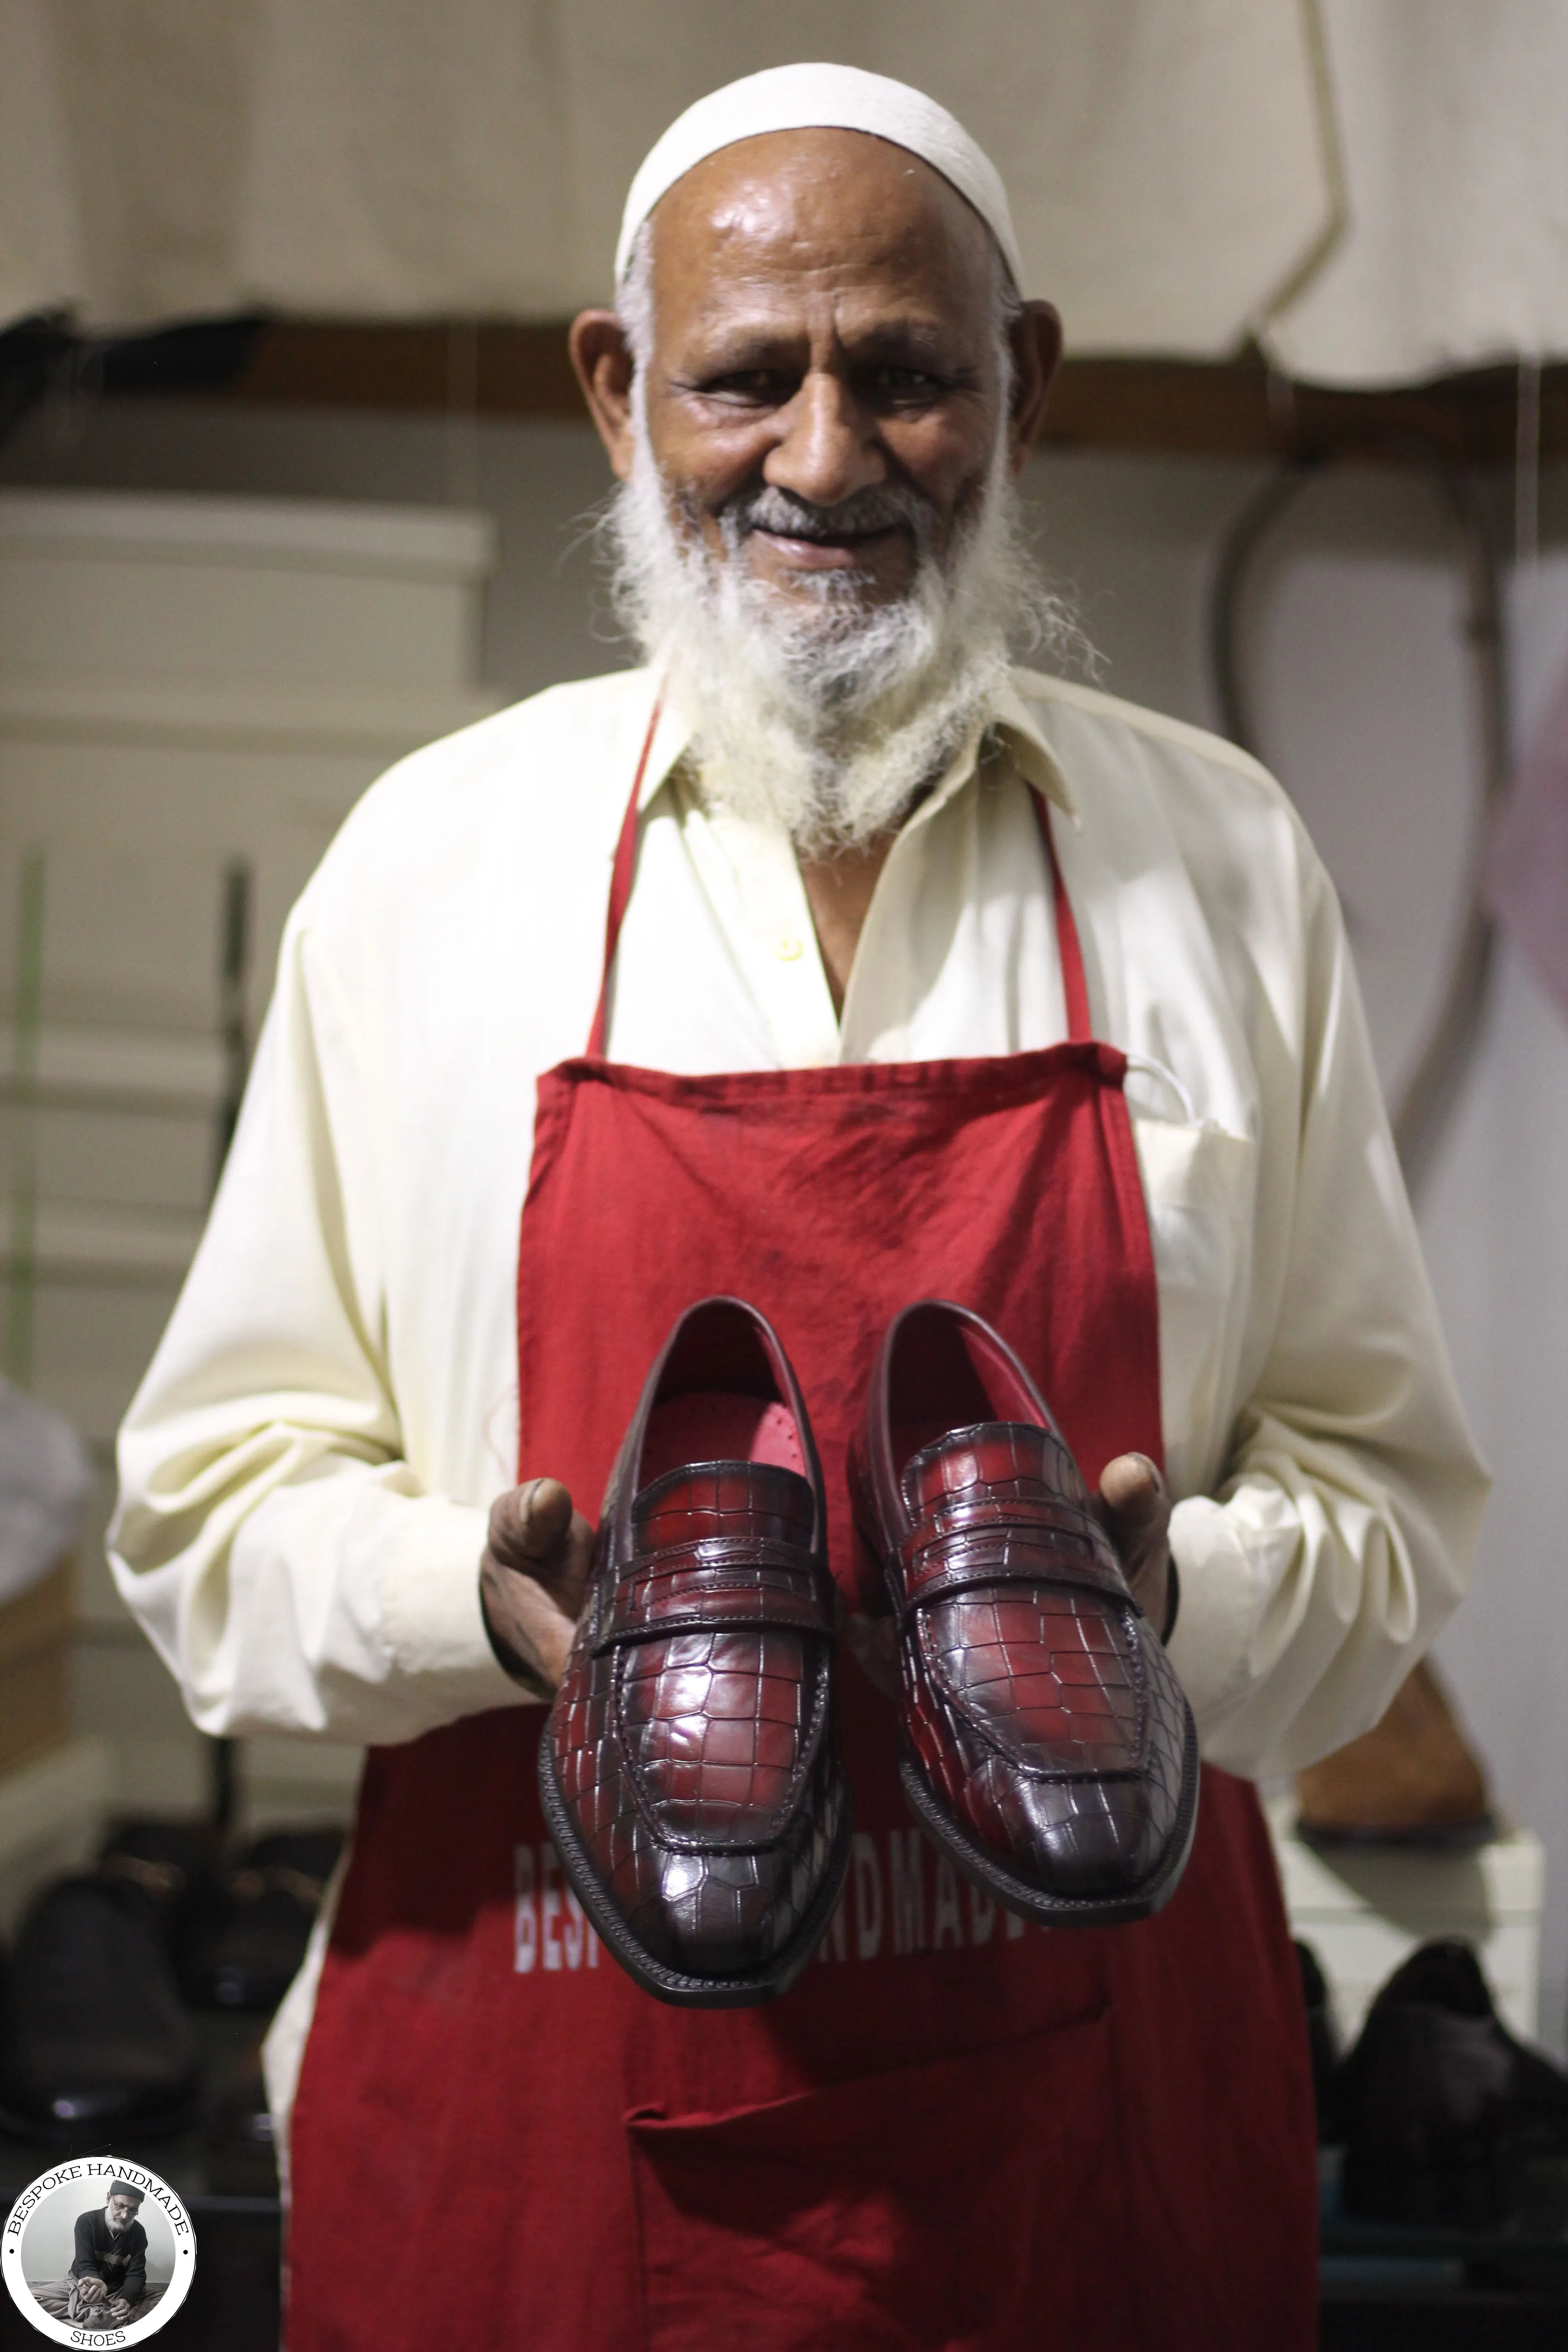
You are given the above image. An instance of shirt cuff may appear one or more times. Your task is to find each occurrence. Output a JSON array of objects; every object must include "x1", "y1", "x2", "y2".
[
  {"x1": 1164, "y1": 1496, "x2": 1256, "y2": 1744},
  {"x1": 381, "y1": 1494, "x2": 539, "y2": 1717}
]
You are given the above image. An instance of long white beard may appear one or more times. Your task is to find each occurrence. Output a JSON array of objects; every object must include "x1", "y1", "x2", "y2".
[{"x1": 606, "y1": 408, "x2": 1071, "y2": 855}]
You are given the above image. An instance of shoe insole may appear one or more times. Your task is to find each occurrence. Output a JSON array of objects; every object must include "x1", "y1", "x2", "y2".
[
  {"x1": 887, "y1": 1309, "x2": 1046, "y2": 1475},
  {"x1": 642, "y1": 1392, "x2": 804, "y2": 1483},
  {"x1": 892, "y1": 1418, "x2": 965, "y2": 1476}
]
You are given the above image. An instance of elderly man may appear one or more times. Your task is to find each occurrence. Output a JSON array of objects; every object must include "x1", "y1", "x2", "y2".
[
  {"x1": 112, "y1": 63, "x2": 1485, "y2": 2352},
  {"x1": 31, "y1": 2184, "x2": 162, "y2": 2329}
]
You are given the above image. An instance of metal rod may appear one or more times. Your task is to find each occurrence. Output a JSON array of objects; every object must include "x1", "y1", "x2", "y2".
[
  {"x1": 1516, "y1": 356, "x2": 1542, "y2": 577},
  {"x1": 6, "y1": 846, "x2": 46, "y2": 1386},
  {"x1": 209, "y1": 857, "x2": 255, "y2": 1835},
  {"x1": 212, "y1": 857, "x2": 253, "y2": 1189}
]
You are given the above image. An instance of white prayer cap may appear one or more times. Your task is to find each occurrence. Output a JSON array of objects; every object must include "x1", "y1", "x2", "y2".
[{"x1": 615, "y1": 63, "x2": 1023, "y2": 293}]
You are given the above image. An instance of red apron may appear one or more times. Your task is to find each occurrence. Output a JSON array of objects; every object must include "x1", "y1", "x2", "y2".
[{"x1": 289, "y1": 729, "x2": 1317, "y2": 2351}]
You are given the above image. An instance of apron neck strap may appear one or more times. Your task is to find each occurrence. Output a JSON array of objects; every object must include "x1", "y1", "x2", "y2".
[
  {"x1": 1030, "y1": 790, "x2": 1092, "y2": 1044},
  {"x1": 587, "y1": 701, "x2": 662, "y2": 1059},
  {"x1": 587, "y1": 707, "x2": 1092, "y2": 1054}
]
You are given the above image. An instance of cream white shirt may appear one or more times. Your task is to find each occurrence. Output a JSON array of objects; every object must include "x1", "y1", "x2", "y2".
[{"x1": 110, "y1": 665, "x2": 1487, "y2": 1779}]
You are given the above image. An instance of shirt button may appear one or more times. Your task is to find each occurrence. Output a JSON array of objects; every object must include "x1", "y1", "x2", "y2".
[{"x1": 774, "y1": 934, "x2": 804, "y2": 961}]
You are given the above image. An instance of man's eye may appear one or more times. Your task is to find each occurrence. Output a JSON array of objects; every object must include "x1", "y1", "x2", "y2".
[
  {"x1": 701, "y1": 371, "x2": 795, "y2": 403},
  {"x1": 868, "y1": 367, "x2": 942, "y2": 397}
]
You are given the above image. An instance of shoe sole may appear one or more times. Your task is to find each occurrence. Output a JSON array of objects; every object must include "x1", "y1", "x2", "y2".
[
  {"x1": 1297, "y1": 1813, "x2": 1497, "y2": 1853},
  {"x1": 897, "y1": 1699, "x2": 1202, "y2": 1930},
  {"x1": 538, "y1": 1724, "x2": 854, "y2": 2008}
]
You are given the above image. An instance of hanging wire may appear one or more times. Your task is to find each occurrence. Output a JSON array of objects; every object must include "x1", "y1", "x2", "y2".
[
  {"x1": 1209, "y1": 432, "x2": 1509, "y2": 1197},
  {"x1": 446, "y1": 318, "x2": 482, "y2": 509},
  {"x1": 1515, "y1": 356, "x2": 1542, "y2": 580}
]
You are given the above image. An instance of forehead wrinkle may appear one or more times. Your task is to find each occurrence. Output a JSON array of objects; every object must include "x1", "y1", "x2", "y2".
[{"x1": 675, "y1": 286, "x2": 980, "y2": 377}]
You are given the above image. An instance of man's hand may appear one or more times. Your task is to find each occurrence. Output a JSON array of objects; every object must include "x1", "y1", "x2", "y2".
[
  {"x1": 479, "y1": 1478, "x2": 594, "y2": 1694},
  {"x1": 1095, "y1": 1452, "x2": 1175, "y2": 1639},
  {"x1": 76, "y1": 2278, "x2": 107, "y2": 2304},
  {"x1": 104, "y1": 2295, "x2": 132, "y2": 2323}
]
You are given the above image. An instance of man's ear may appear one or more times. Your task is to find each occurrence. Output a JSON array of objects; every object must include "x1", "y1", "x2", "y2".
[
  {"x1": 1006, "y1": 300, "x2": 1063, "y2": 471},
  {"x1": 571, "y1": 312, "x2": 638, "y2": 480}
]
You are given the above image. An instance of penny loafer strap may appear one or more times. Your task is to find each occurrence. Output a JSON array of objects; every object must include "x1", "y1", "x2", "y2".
[
  {"x1": 897, "y1": 1525, "x2": 1128, "y2": 1616},
  {"x1": 595, "y1": 1537, "x2": 835, "y2": 1651}
]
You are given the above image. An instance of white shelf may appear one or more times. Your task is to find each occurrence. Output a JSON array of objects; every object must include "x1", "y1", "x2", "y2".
[
  {"x1": 1, "y1": 1200, "x2": 203, "y2": 1281},
  {"x1": 0, "y1": 1022, "x2": 224, "y2": 1107},
  {"x1": 1268, "y1": 1797, "x2": 1546, "y2": 2046},
  {"x1": 0, "y1": 674, "x2": 500, "y2": 755},
  {"x1": 0, "y1": 491, "x2": 498, "y2": 582}
]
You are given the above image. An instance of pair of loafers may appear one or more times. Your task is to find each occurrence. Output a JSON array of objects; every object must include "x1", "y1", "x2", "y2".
[{"x1": 540, "y1": 1297, "x2": 1199, "y2": 2008}]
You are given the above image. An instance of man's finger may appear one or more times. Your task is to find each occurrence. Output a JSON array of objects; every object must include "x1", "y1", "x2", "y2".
[
  {"x1": 1097, "y1": 1452, "x2": 1167, "y2": 1527},
  {"x1": 1093, "y1": 1453, "x2": 1175, "y2": 1638},
  {"x1": 490, "y1": 1477, "x2": 575, "y2": 1568}
]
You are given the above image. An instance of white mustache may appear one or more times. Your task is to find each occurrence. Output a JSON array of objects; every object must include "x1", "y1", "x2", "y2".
[{"x1": 723, "y1": 481, "x2": 933, "y2": 545}]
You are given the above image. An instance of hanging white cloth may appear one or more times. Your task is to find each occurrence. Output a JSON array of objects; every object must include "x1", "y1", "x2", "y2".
[
  {"x1": 0, "y1": 0, "x2": 1332, "y2": 354},
  {"x1": 0, "y1": 0, "x2": 1563, "y2": 387},
  {"x1": 1261, "y1": 0, "x2": 1568, "y2": 386}
]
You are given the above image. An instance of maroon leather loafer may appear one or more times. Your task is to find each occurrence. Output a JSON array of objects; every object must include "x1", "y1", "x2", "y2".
[
  {"x1": 852, "y1": 1300, "x2": 1198, "y2": 1927},
  {"x1": 540, "y1": 1297, "x2": 850, "y2": 2005}
]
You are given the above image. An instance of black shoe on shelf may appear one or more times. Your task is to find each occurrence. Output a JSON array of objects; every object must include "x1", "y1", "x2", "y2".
[
  {"x1": 98, "y1": 1816, "x2": 224, "y2": 1958},
  {"x1": 0, "y1": 1876, "x2": 202, "y2": 2141},
  {"x1": 182, "y1": 1828, "x2": 343, "y2": 2013},
  {"x1": 1338, "y1": 1938, "x2": 1568, "y2": 2229}
]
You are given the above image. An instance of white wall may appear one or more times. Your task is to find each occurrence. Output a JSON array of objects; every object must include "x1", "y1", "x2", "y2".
[
  {"x1": 3, "y1": 392, "x2": 1565, "y2": 2046},
  {"x1": 1421, "y1": 549, "x2": 1568, "y2": 2057}
]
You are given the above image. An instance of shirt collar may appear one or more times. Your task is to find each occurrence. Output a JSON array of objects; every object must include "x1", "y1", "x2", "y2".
[
  {"x1": 635, "y1": 686, "x2": 694, "y2": 810},
  {"x1": 985, "y1": 677, "x2": 1078, "y2": 824},
  {"x1": 633, "y1": 668, "x2": 1078, "y2": 826}
]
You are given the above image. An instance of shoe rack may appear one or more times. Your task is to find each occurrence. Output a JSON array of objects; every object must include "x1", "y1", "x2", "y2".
[{"x1": 1268, "y1": 1797, "x2": 1546, "y2": 2048}]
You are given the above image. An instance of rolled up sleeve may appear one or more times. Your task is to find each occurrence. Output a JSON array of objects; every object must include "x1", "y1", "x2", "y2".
[
  {"x1": 1165, "y1": 861, "x2": 1488, "y2": 1775},
  {"x1": 109, "y1": 900, "x2": 525, "y2": 1745}
]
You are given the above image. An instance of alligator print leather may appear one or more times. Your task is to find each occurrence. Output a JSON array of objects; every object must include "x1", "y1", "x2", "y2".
[
  {"x1": 540, "y1": 1297, "x2": 850, "y2": 2005},
  {"x1": 854, "y1": 1299, "x2": 1199, "y2": 1927}
]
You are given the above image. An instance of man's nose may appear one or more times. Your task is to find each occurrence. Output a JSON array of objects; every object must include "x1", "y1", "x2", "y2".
[{"x1": 764, "y1": 370, "x2": 884, "y2": 510}]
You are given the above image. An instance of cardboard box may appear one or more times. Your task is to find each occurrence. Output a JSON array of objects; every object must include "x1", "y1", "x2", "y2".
[
  {"x1": 0, "y1": 1558, "x2": 74, "y2": 1774},
  {"x1": 0, "y1": 1736, "x2": 112, "y2": 1938}
]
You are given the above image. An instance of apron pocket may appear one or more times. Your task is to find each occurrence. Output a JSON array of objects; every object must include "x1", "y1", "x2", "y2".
[{"x1": 626, "y1": 2007, "x2": 1137, "y2": 2352}]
